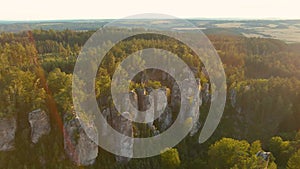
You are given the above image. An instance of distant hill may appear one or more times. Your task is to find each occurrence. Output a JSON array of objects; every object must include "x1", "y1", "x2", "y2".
[{"x1": 1, "y1": 19, "x2": 300, "y2": 43}]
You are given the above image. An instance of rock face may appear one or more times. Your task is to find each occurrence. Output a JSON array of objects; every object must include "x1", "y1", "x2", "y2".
[
  {"x1": 28, "y1": 109, "x2": 51, "y2": 144},
  {"x1": 101, "y1": 108, "x2": 111, "y2": 136},
  {"x1": 96, "y1": 82, "x2": 202, "y2": 163},
  {"x1": 190, "y1": 79, "x2": 202, "y2": 136},
  {"x1": 170, "y1": 79, "x2": 202, "y2": 136},
  {"x1": 114, "y1": 112, "x2": 134, "y2": 163},
  {"x1": 159, "y1": 107, "x2": 173, "y2": 131},
  {"x1": 230, "y1": 89, "x2": 237, "y2": 107},
  {"x1": 100, "y1": 106, "x2": 134, "y2": 163},
  {"x1": 201, "y1": 83, "x2": 210, "y2": 103},
  {"x1": 0, "y1": 118, "x2": 16, "y2": 151},
  {"x1": 171, "y1": 83, "x2": 181, "y2": 109},
  {"x1": 63, "y1": 114, "x2": 98, "y2": 166},
  {"x1": 154, "y1": 88, "x2": 167, "y2": 115}
]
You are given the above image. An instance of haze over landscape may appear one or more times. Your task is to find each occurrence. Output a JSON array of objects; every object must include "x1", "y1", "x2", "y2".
[{"x1": 1, "y1": 0, "x2": 300, "y2": 20}]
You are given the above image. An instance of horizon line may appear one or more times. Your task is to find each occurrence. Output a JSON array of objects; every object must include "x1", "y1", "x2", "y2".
[{"x1": 1, "y1": 17, "x2": 300, "y2": 23}]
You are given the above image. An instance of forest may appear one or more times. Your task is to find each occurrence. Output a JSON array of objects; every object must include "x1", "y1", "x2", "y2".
[{"x1": 0, "y1": 28, "x2": 300, "y2": 169}]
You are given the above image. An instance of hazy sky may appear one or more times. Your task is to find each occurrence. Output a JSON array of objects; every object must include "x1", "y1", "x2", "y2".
[{"x1": 1, "y1": 0, "x2": 299, "y2": 20}]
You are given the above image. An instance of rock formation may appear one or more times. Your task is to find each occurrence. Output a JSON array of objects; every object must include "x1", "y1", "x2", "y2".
[
  {"x1": 94, "y1": 81, "x2": 202, "y2": 164},
  {"x1": 202, "y1": 83, "x2": 210, "y2": 103},
  {"x1": 63, "y1": 114, "x2": 98, "y2": 166},
  {"x1": 28, "y1": 109, "x2": 51, "y2": 144},
  {"x1": 114, "y1": 112, "x2": 134, "y2": 163},
  {"x1": 0, "y1": 118, "x2": 16, "y2": 151},
  {"x1": 159, "y1": 106, "x2": 173, "y2": 131},
  {"x1": 230, "y1": 89, "x2": 237, "y2": 107}
]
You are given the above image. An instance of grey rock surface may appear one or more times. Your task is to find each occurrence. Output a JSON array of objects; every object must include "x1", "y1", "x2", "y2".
[
  {"x1": 114, "y1": 112, "x2": 134, "y2": 163},
  {"x1": 0, "y1": 118, "x2": 16, "y2": 151},
  {"x1": 28, "y1": 109, "x2": 51, "y2": 144},
  {"x1": 63, "y1": 114, "x2": 98, "y2": 166}
]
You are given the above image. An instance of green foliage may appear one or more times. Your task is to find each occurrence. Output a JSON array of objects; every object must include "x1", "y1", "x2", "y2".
[
  {"x1": 0, "y1": 40, "x2": 46, "y2": 118},
  {"x1": 160, "y1": 148, "x2": 181, "y2": 169},
  {"x1": 250, "y1": 140, "x2": 262, "y2": 155},
  {"x1": 208, "y1": 138, "x2": 273, "y2": 169},
  {"x1": 208, "y1": 138, "x2": 250, "y2": 168},
  {"x1": 0, "y1": 28, "x2": 300, "y2": 168},
  {"x1": 287, "y1": 149, "x2": 300, "y2": 169},
  {"x1": 268, "y1": 136, "x2": 295, "y2": 168},
  {"x1": 95, "y1": 67, "x2": 112, "y2": 99},
  {"x1": 231, "y1": 77, "x2": 300, "y2": 141},
  {"x1": 145, "y1": 80, "x2": 162, "y2": 89},
  {"x1": 47, "y1": 68, "x2": 72, "y2": 113}
]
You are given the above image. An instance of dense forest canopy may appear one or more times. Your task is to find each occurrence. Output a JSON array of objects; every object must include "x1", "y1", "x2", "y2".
[{"x1": 0, "y1": 28, "x2": 300, "y2": 169}]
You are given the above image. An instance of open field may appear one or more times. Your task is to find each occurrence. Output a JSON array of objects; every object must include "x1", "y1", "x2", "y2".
[{"x1": 1, "y1": 19, "x2": 300, "y2": 43}]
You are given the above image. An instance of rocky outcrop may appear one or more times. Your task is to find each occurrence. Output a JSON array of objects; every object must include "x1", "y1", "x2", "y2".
[
  {"x1": 190, "y1": 79, "x2": 201, "y2": 136},
  {"x1": 0, "y1": 118, "x2": 16, "y2": 151},
  {"x1": 101, "y1": 108, "x2": 111, "y2": 136},
  {"x1": 136, "y1": 88, "x2": 153, "y2": 124},
  {"x1": 136, "y1": 88, "x2": 148, "y2": 111},
  {"x1": 154, "y1": 88, "x2": 167, "y2": 115},
  {"x1": 159, "y1": 106, "x2": 173, "y2": 131},
  {"x1": 63, "y1": 114, "x2": 98, "y2": 166},
  {"x1": 171, "y1": 83, "x2": 181, "y2": 109},
  {"x1": 100, "y1": 106, "x2": 134, "y2": 163},
  {"x1": 230, "y1": 89, "x2": 237, "y2": 107},
  {"x1": 28, "y1": 109, "x2": 51, "y2": 144},
  {"x1": 114, "y1": 112, "x2": 134, "y2": 163},
  {"x1": 1, "y1": 109, "x2": 51, "y2": 151},
  {"x1": 97, "y1": 81, "x2": 202, "y2": 163},
  {"x1": 201, "y1": 83, "x2": 210, "y2": 103}
]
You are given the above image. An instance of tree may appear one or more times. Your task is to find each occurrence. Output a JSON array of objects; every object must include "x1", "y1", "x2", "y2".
[
  {"x1": 269, "y1": 136, "x2": 295, "y2": 168},
  {"x1": 47, "y1": 68, "x2": 72, "y2": 113},
  {"x1": 208, "y1": 138, "x2": 250, "y2": 168},
  {"x1": 250, "y1": 140, "x2": 262, "y2": 155},
  {"x1": 208, "y1": 138, "x2": 275, "y2": 169},
  {"x1": 160, "y1": 148, "x2": 181, "y2": 169},
  {"x1": 287, "y1": 149, "x2": 300, "y2": 169}
]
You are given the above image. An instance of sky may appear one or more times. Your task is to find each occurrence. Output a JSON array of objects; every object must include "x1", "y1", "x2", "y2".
[{"x1": 0, "y1": 0, "x2": 300, "y2": 20}]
